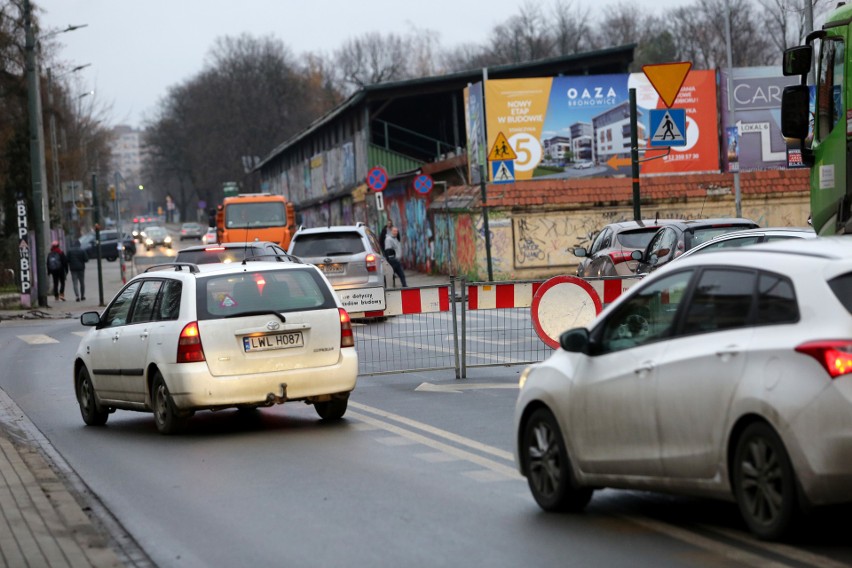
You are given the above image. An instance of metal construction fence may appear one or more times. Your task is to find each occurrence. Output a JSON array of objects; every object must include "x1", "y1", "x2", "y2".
[{"x1": 351, "y1": 275, "x2": 642, "y2": 378}]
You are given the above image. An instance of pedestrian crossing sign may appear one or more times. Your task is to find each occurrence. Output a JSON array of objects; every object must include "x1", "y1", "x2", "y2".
[
  {"x1": 491, "y1": 160, "x2": 515, "y2": 183},
  {"x1": 649, "y1": 108, "x2": 686, "y2": 147}
]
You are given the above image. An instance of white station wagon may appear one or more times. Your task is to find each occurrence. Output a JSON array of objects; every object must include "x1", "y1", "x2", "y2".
[{"x1": 74, "y1": 260, "x2": 358, "y2": 434}]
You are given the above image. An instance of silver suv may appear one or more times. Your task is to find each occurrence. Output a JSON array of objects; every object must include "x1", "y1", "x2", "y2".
[{"x1": 287, "y1": 223, "x2": 390, "y2": 313}]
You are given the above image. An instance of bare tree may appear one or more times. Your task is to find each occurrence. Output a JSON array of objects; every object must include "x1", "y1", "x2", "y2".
[{"x1": 333, "y1": 32, "x2": 411, "y2": 92}]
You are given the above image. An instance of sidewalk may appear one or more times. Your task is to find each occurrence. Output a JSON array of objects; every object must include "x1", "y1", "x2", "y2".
[{"x1": 0, "y1": 254, "x2": 451, "y2": 567}]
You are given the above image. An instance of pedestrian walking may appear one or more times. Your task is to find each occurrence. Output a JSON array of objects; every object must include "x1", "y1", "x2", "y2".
[
  {"x1": 379, "y1": 218, "x2": 394, "y2": 254},
  {"x1": 66, "y1": 239, "x2": 89, "y2": 302},
  {"x1": 384, "y1": 226, "x2": 407, "y2": 288},
  {"x1": 46, "y1": 240, "x2": 69, "y2": 302}
]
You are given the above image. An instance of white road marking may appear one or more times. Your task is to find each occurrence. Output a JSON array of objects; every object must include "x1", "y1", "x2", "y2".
[
  {"x1": 17, "y1": 334, "x2": 59, "y2": 345},
  {"x1": 415, "y1": 382, "x2": 518, "y2": 393}
]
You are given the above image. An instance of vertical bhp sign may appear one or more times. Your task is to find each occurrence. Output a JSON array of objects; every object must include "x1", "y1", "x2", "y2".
[{"x1": 17, "y1": 198, "x2": 32, "y2": 306}]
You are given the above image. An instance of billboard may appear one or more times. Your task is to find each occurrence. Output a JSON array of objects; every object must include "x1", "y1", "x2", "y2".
[
  {"x1": 720, "y1": 67, "x2": 799, "y2": 172},
  {"x1": 483, "y1": 71, "x2": 719, "y2": 181},
  {"x1": 464, "y1": 82, "x2": 487, "y2": 185}
]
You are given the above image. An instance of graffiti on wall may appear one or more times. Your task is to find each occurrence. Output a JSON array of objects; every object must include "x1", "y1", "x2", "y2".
[{"x1": 511, "y1": 216, "x2": 578, "y2": 269}]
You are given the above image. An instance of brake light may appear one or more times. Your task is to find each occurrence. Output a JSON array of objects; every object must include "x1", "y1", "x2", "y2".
[
  {"x1": 177, "y1": 322, "x2": 206, "y2": 363},
  {"x1": 608, "y1": 251, "x2": 634, "y2": 264},
  {"x1": 365, "y1": 253, "x2": 378, "y2": 272},
  {"x1": 204, "y1": 246, "x2": 226, "y2": 251},
  {"x1": 795, "y1": 340, "x2": 852, "y2": 378},
  {"x1": 339, "y1": 308, "x2": 354, "y2": 348}
]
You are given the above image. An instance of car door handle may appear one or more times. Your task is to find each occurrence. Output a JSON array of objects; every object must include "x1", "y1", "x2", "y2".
[
  {"x1": 716, "y1": 345, "x2": 740, "y2": 360},
  {"x1": 111, "y1": 333, "x2": 120, "y2": 342},
  {"x1": 634, "y1": 361, "x2": 654, "y2": 376},
  {"x1": 139, "y1": 331, "x2": 149, "y2": 340}
]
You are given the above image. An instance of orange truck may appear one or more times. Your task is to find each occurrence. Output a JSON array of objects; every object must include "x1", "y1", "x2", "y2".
[{"x1": 215, "y1": 193, "x2": 297, "y2": 249}]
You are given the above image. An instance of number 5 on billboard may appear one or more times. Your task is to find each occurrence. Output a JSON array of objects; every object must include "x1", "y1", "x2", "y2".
[{"x1": 509, "y1": 133, "x2": 542, "y2": 172}]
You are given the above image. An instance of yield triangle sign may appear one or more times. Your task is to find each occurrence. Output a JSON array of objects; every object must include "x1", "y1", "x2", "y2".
[{"x1": 642, "y1": 61, "x2": 692, "y2": 108}]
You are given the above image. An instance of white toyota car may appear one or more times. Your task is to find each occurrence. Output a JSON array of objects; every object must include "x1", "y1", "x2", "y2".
[{"x1": 74, "y1": 259, "x2": 357, "y2": 434}]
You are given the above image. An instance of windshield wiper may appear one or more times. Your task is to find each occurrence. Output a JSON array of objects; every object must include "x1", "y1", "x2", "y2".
[{"x1": 223, "y1": 310, "x2": 286, "y2": 322}]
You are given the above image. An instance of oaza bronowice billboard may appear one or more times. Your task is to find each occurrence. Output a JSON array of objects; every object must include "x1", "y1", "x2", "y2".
[{"x1": 468, "y1": 71, "x2": 720, "y2": 182}]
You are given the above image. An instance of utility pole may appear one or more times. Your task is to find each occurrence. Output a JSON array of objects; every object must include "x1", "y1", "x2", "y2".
[
  {"x1": 24, "y1": 0, "x2": 51, "y2": 307},
  {"x1": 725, "y1": 0, "x2": 742, "y2": 218}
]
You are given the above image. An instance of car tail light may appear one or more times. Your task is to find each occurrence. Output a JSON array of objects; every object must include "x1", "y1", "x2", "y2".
[
  {"x1": 339, "y1": 308, "x2": 354, "y2": 348},
  {"x1": 608, "y1": 251, "x2": 634, "y2": 265},
  {"x1": 365, "y1": 253, "x2": 378, "y2": 272},
  {"x1": 795, "y1": 340, "x2": 852, "y2": 379},
  {"x1": 177, "y1": 322, "x2": 206, "y2": 363}
]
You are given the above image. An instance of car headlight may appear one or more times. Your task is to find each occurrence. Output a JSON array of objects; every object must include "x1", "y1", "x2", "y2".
[
  {"x1": 165, "y1": 236, "x2": 172, "y2": 243},
  {"x1": 519, "y1": 366, "x2": 532, "y2": 389},
  {"x1": 145, "y1": 238, "x2": 153, "y2": 245}
]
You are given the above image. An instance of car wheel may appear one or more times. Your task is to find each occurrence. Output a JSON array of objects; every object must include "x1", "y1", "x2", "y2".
[
  {"x1": 315, "y1": 394, "x2": 349, "y2": 421},
  {"x1": 106, "y1": 255, "x2": 117, "y2": 262},
  {"x1": 76, "y1": 366, "x2": 109, "y2": 426},
  {"x1": 152, "y1": 372, "x2": 187, "y2": 435},
  {"x1": 732, "y1": 422, "x2": 799, "y2": 540},
  {"x1": 522, "y1": 408, "x2": 592, "y2": 512}
]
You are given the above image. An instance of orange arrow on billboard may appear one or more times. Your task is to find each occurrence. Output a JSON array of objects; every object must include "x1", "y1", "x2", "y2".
[
  {"x1": 642, "y1": 61, "x2": 692, "y2": 108},
  {"x1": 607, "y1": 155, "x2": 632, "y2": 169}
]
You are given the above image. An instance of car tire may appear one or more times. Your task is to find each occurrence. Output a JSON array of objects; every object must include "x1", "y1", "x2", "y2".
[
  {"x1": 732, "y1": 422, "x2": 799, "y2": 540},
  {"x1": 152, "y1": 372, "x2": 188, "y2": 435},
  {"x1": 315, "y1": 393, "x2": 349, "y2": 421},
  {"x1": 522, "y1": 408, "x2": 592, "y2": 512},
  {"x1": 76, "y1": 366, "x2": 109, "y2": 426},
  {"x1": 106, "y1": 254, "x2": 117, "y2": 262}
]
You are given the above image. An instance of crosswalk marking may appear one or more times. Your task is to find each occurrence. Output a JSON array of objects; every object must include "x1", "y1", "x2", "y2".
[{"x1": 17, "y1": 334, "x2": 59, "y2": 345}]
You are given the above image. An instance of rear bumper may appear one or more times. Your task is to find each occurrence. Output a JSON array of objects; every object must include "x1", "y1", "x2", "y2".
[{"x1": 162, "y1": 350, "x2": 358, "y2": 410}]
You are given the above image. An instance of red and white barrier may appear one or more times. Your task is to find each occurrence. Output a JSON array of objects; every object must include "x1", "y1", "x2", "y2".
[{"x1": 351, "y1": 286, "x2": 451, "y2": 318}]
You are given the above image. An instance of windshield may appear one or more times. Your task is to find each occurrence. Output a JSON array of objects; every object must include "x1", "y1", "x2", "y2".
[
  {"x1": 225, "y1": 202, "x2": 286, "y2": 229},
  {"x1": 290, "y1": 233, "x2": 365, "y2": 257}
]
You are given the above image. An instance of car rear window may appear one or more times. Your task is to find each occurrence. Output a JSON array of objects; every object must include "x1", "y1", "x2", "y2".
[
  {"x1": 290, "y1": 233, "x2": 365, "y2": 257},
  {"x1": 176, "y1": 246, "x2": 260, "y2": 265},
  {"x1": 617, "y1": 228, "x2": 661, "y2": 249},
  {"x1": 196, "y1": 268, "x2": 337, "y2": 319}
]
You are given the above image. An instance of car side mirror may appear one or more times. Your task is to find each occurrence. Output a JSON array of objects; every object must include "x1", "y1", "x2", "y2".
[
  {"x1": 631, "y1": 249, "x2": 643, "y2": 261},
  {"x1": 80, "y1": 311, "x2": 100, "y2": 326},
  {"x1": 559, "y1": 327, "x2": 590, "y2": 353},
  {"x1": 572, "y1": 247, "x2": 587, "y2": 258}
]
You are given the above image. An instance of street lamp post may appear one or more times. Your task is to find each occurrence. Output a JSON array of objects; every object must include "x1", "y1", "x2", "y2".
[
  {"x1": 48, "y1": 64, "x2": 91, "y2": 236},
  {"x1": 23, "y1": 0, "x2": 87, "y2": 306}
]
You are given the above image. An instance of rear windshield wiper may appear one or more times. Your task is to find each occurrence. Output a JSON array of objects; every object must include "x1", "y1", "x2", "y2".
[{"x1": 223, "y1": 310, "x2": 286, "y2": 322}]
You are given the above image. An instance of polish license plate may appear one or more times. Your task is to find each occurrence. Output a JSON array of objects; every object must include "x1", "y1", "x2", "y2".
[
  {"x1": 243, "y1": 331, "x2": 304, "y2": 352},
  {"x1": 319, "y1": 263, "x2": 344, "y2": 274}
]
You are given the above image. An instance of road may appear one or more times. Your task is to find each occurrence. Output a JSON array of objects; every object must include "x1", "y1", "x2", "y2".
[{"x1": 0, "y1": 239, "x2": 850, "y2": 567}]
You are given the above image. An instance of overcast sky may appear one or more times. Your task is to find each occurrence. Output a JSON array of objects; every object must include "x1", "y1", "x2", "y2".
[{"x1": 38, "y1": 0, "x2": 693, "y2": 129}]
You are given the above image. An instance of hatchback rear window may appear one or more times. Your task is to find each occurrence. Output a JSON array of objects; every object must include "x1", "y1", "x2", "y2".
[
  {"x1": 290, "y1": 233, "x2": 365, "y2": 256},
  {"x1": 617, "y1": 229, "x2": 660, "y2": 249},
  {"x1": 828, "y1": 273, "x2": 852, "y2": 314},
  {"x1": 196, "y1": 268, "x2": 336, "y2": 319}
]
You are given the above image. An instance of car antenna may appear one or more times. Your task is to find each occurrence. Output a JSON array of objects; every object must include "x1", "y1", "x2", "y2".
[{"x1": 242, "y1": 213, "x2": 250, "y2": 265}]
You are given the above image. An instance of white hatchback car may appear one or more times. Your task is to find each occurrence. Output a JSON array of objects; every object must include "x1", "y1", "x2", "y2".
[
  {"x1": 74, "y1": 260, "x2": 357, "y2": 434},
  {"x1": 514, "y1": 236, "x2": 852, "y2": 540}
]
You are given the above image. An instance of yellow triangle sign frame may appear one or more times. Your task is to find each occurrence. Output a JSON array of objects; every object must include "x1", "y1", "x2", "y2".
[
  {"x1": 642, "y1": 61, "x2": 692, "y2": 108},
  {"x1": 487, "y1": 132, "x2": 518, "y2": 161}
]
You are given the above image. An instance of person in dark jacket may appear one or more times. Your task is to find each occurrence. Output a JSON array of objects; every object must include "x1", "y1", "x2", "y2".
[
  {"x1": 66, "y1": 239, "x2": 89, "y2": 302},
  {"x1": 46, "y1": 240, "x2": 69, "y2": 301}
]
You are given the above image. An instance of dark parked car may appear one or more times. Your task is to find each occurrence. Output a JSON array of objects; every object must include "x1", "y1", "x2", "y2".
[
  {"x1": 632, "y1": 218, "x2": 760, "y2": 274},
  {"x1": 573, "y1": 219, "x2": 685, "y2": 277},
  {"x1": 79, "y1": 230, "x2": 136, "y2": 262}
]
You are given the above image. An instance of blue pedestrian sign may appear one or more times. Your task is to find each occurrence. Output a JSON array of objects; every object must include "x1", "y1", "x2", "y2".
[
  {"x1": 491, "y1": 160, "x2": 515, "y2": 184},
  {"x1": 649, "y1": 108, "x2": 686, "y2": 147}
]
